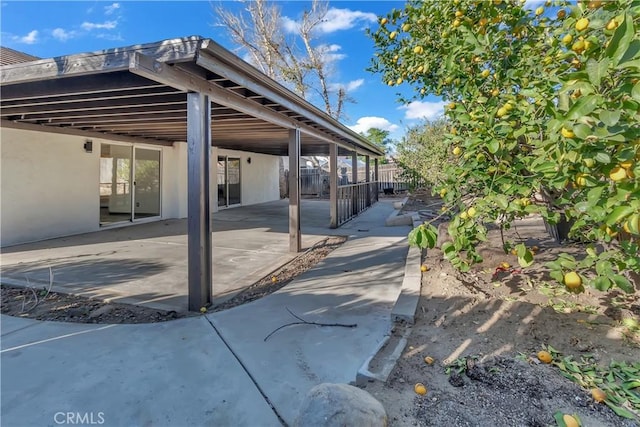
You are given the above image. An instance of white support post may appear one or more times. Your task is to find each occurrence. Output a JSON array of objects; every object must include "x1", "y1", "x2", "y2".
[
  {"x1": 351, "y1": 150, "x2": 358, "y2": 215},
  {"x1": 187, "y1": 92, "x2": 212, "y2": 312}
]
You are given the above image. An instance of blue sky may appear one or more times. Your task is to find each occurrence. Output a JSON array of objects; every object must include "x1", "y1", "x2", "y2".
[{"x1": 0, "y1": 0, "x2": 448, "y2": 141}]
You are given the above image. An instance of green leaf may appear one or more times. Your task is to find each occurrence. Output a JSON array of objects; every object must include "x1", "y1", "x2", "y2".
[
  {"x1": 611, "y1": 275, "x2": 634, "y2": 293},
  {"x1": 573, "y1": 123, "x2": 591, "y2": 139},
  {"x1": 605, "y1": 13, "x2": 635, "y2": 67},
  {"x1": 600, "y1": 110, "x2": 621, "y2": 127},
  {"x1": 518, "y1": 250, "x2": 534, "y2": 268},
  {"x1": 606, "y1": 206, "x2": 634, "y2": 226},
  {"x1": 442, "y1": 241, "x2": 456, "y2": 259},
  {"x1": 594, "y1": 276, "x2": 612, "y2": 291},
  {"x1": 632, "y1": 82, "x2": 640, "y2": 103},
  {"x1": 604, "y1": 401, "x2": 637, "y2": 419},
  {"x1": 488, "y1": 139, "x2": 500, "y2": 154},
  {"x1": 595, "y1": 152, "x2": 612, "y2": 164},
  {"x1": 566, "y1": 95, "x2": 600, "y2": 121},
  {"x1": 586, "y1": 58, "x2": 609, "y2": 87}
]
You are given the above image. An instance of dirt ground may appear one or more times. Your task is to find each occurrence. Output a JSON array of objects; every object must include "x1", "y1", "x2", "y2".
[
  {"x1": 366, "y1": 190, "x2": 640, "y2": 426},
  {"x1": 0, "y1": 236, "x2": 346, "y2": 323}
]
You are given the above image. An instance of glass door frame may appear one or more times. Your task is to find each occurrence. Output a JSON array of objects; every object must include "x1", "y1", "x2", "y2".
[
  {"x1": 99, "y1": 142, "x2": 162, "y2": 227},
  {"x1": 217, "y1": 155, "x2": 241, "y2": 209}
]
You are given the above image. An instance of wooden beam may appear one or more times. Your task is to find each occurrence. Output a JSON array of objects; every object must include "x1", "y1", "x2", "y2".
[
  {"x1": 196, "y1": 45, "x2": 383, "y2": 157},
  {"x1": 187, "y1": 92, "x2": 212, "y2": 311},
  {"x1": 131, "y1": 53, "x2": 371, "y2": 152},
  {"x1": 329, "y1": 142, "x2": 338, "y2": 229},
  {"x1": 1, "y1": 36, "x2": 202, "y2": 85},
  {"x1": 288, "y1": 128, "x2": 301, "y2": 252},
  {"x1": 0, "y1": 119, "x2": 174, "y2": 146}
]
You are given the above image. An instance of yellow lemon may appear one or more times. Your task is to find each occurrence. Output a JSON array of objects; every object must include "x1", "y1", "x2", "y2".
[
  {"x1": 467, "y1": 207, "x2": 477, "y2": 218},
  {"x1": 420, "y1": 265, "x2": 429, "y2": 272},
  {"x1": 414, "y1": 45, "x2": 424, "y2": 54},
  {"x1": 564, "y1": 271, "x2": 582, "y2": 289},
  {"x1": 460, "y1": 211, "x2": 468, "y2": 220},
  {"x1": 448, "y1": 102, "x2": 457, "y2": 110},
  {"x1": 414, "y1": 383, "x2": 427, "y2": 395},
  {"x1": 576, "y1": 17, "x2": 589, "y2": 31},
  {"x1": 389, "y1": 31, "x2": 398, "y2": 40},
  {"x1": 535, "y1": 6, "x2": 544, "y2": 16},
  {"x1": 609, "y1": 167, "x2": 627, "y2": 182},
  {"x1": 561, "y1": 127, "x2": 575, "y2": 138},
  {"x1": 481, "y1": 69, "x2": 490, "y2": 78},
  {"x1": 563, "y1": 414, "x2": 579, "y2": 427},
  {"x1": 380, "y1": 18, "x2": 388, "y2": 25},
  {"x1": 606, "y1": 19, "x2": 618, "y2": 31},
  {"x1": 562, "y1": 34, "x2": 573, "y2": 45},
  {"x1": 537, "y1": 350, "x2": 553, "y2": 363},
  {"x1": 591, "y1": 388, "x2": 606, "y2": 403},
  {"x1": 497, "y1": 107, "x2": 508, "y2": 117},
  {"x1": 453, "y1": 146, "x2": 462, "y2": 156},
  {"x1": 402, "y1": 23, "x2": 411, "y2": 32}
]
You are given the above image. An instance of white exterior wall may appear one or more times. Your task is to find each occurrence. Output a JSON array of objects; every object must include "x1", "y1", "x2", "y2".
[
  {"x1": 0, "y1": 128, "x2": 186, "y2": 247},
  {"x1": 0, "y1": 127, "x2": 279, "y2": 246},
  {"x1": 214, "y1": 148, "x2": 279, "y2": 211}
]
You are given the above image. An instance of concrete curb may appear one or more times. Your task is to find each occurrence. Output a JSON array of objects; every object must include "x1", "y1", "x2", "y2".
[
  {"x1": 385, "y1": 196, "x2": 413, "y2": 226},
  {"x1": 356, "y1": 214, "x2": 423, "y2": 385}
]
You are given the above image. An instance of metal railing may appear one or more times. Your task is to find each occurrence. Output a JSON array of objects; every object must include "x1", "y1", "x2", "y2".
[{"x1": 336, "y1": 181, "x2": 378, "y2": 226}]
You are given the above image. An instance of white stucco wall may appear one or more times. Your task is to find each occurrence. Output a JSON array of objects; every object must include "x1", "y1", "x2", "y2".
[
  {"x1": 1, "y1": 128, "x2": 100, "y2": 247},
  {"x1": 214, "y1": 148, "x2": 280, "y2": 211},
  {"x1": 0, "y1": 127, "x2": 186, "y2": 247},
  {"x1": 0, "y1": 127, "x2": 279, "y2": 246}
]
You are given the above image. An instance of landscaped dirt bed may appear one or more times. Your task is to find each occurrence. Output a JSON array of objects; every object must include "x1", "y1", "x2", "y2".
[
  {"x1": 0, "y1": 236, "x2": 347, "y2": 324},
  {"x1": 368, "y1": 189, "x2": 640, "y2": 426}
]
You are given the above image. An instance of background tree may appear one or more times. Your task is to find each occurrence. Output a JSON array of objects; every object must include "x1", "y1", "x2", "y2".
[
  {"x1": 362, "y1": 127, "x2": 393, "y2": 150},
  {"x1": 369, "y1": 0, "x2": 639, "y2": 292},
  {"x1": 394, "y1": 118, "x2": 449, "y2": 188},
  {"x1": 215, "y1": 0, "x2": 351, "y2": 119}
]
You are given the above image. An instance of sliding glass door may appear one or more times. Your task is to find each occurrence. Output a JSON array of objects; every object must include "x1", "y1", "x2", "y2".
[
  {"x1": 217, "y1": 156, "x2": 241, "y2": 208},
  {"x1": 99, "y1": 144, "x2": 161, "y2": 226}
]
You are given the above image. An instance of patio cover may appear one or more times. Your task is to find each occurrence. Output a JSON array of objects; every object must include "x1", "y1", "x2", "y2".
[{"x1": 0, "y1": 36, "x2": 384, "y2": 311}]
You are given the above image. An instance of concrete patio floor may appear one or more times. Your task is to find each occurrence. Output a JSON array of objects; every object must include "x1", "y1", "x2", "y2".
[{"x1": 0, "y1": 199, "x2": 347, "y2": 312}]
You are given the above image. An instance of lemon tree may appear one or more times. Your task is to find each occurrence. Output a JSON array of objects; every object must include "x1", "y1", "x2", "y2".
[{"x1": 370, "y1": 0, "x2": 640, "y2": 292}]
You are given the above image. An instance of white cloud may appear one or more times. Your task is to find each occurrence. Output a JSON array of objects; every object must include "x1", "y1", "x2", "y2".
[
  {"x1": 281, "y1": 16, "x2": 300, "y2": 34},
  {"x1": 104, "y1": 3, "x2": 120, "y2": 15},
  {"x1": 281, "y1": 7, "x2": 376, "y2": 34},
  {"x1": 349, "y1": 116, "x2": 399, "y2": 134},
  {"x1": 318, "y1": 8, "x2": 377, "y2": 33},
  {"x1": 14, "y1": 30, "x2": 38, "y2": 44},
  {"x1": 81, "y1": 20, "x2": 117, "y2": 31},
  {"x1": 399, "y1": 101, "x2": 446, "y2": 121},
  {"x1": 328, "y1": 78, "x2": 364, "y2": 93},
  {"x1": 317, "y1": 43, "x2": 346, "y2": 63},
  {"x1": 52, "y1": 28, "x2": 75, "y2": 41}
]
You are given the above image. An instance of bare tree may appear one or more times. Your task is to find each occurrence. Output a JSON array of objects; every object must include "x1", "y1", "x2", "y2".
[{"x1": 214, "y1": 0, "x2": 351, "y2": 119}]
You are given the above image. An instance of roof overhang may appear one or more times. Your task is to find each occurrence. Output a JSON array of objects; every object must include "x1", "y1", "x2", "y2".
[{"x1": 0, "y1": 36, "x2": 384, "y2": 157}]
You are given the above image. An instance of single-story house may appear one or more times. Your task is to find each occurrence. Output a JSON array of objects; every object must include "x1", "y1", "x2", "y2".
[{"x1": 0, "y1": 36, "x2": 384, "y2": 310}]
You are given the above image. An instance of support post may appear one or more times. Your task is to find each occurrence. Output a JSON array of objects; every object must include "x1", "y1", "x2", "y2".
[
  {"x1": 329, "y1": 143, "x2": 338, "y2": 228},
  {"x1": 351, "y1": 150, "x2": 358, "y2": 215},
  {"x1": 187, "y1": 92, "x2": 212, "y2": 312},
  {"x1": 365, "y1": 155, "x2": 371, "y2": 207},
  {"x1": 288, "y1": 128, "x2": 301, "y2": 252},
  {"x1": 374, "y1": 158, "x2": 379, "y2": 202}
]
